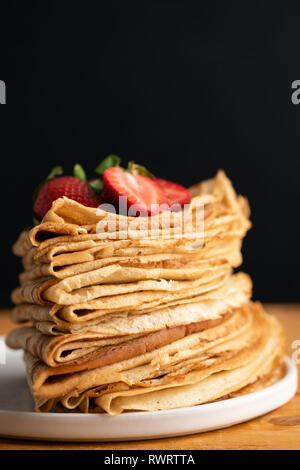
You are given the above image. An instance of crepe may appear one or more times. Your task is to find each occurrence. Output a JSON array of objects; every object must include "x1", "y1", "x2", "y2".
[
  {"x1": 12, "y1": 170, "x2": 250, "y2": 253},
  {"x1": 7, "y1": 310, "x2": 236, "y2": 368},
  {"x1": 28, "y1": 236, "x2": 241, "y2": 266},
  {"x1": 12, "y1": 261, "x2": 232, "y2": 306},
  {"x1": 97, "y1": 321, "x2": 283, "y2": 416},
  {"x1": 11, "y1": 272, "x2": 249, "y2": 333},
  {"x1": 20, "y1": 303, "x2": 284, "y2": 414},
  {"x1": 29, "y1": 303, "x2": 256, "y2": 396},
  {"x1": 10, "y1": 270, "x2": 228, "y2": 327},
  {"x1": 19, "y1": 238, "x2": 243, "y2": 284},
  {"x1": 7, "y1": 273, "x2": 251, "y2": 363},
  {"x1": 18, "y1": 249, "x2": 240, "y2": 285}
]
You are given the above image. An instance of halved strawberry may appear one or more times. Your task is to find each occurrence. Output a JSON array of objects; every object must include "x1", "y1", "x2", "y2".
[
  {"x1": 33, "y1": 176, "x2": 103, "y2": 221},
  {"x1": 102, "y1": 167, "x2": 169, "y2": 215},
  {"x1": 154, "y1": 178, "x2": 191, "y2": 208}
]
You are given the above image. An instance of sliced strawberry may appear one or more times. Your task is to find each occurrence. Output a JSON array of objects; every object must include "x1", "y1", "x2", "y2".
[
  {"x1": 154, "y1": 178, "x2": 191, "y2": 208},
  {"x1": 33, "y1": 176, "x2": 103, "y2": 220},
  {"x1": 102, "y1": 167, "x2": 169, "y2": 215}
]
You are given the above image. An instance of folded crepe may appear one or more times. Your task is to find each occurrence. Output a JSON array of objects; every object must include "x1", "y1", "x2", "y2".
[
  {"x1": 7, "y1": 309, "x2": 237, "y2": 369},
  {"x1": 11, "y1": 272, "x2": 250, "y2": 333},
  {"x1": 25, "y1": 236, "x2": 241, "y2": 268},
  {"x1": 10, "y1": 270, "x2": 229, "y2": 328},
  {"x1": 7, "y1": 274, "x2": 251, "y2": 361},
  {"x1": 18, "y1": 247, "x2": 242, "y2": 285},
  {"x1": 19, "y1": 303, "x2": 284, "y2": 414},
  {"x1": 28, "y1": 304, "x2": 256, "y2": 394},
  {"x1": 12, "y1": 260, "x2": 233, "y2": 306},
  {"x1": 19, "y1": 237, "x2": 243, "y2": 284}
]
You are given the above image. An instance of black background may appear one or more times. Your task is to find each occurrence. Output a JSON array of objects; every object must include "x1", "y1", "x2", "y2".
[{"x1": 0, "y1": 0, "x2": 300, "y2": 306}]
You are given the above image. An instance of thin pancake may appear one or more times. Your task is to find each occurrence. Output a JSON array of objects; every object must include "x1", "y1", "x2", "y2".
[{"x1": 27, "y1": 303, "x2": 284, "y2": 412}]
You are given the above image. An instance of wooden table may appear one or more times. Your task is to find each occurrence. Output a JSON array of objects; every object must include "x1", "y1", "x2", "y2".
[{"x1": 0, "y1": 304, "x2": 299, "y2": 450}]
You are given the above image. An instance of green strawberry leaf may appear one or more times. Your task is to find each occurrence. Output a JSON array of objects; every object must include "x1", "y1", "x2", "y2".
[
  {"x1": 45, "y1": 166, "x2": 64, "y2": 181},
  {"x1": 73, "y1": 164, "x2": 86, "y2": 181},
  {"x1": 95, "y1": 154, "x2": 121, "y2": 175},
  {"x1": 89, "y1": 179, "x2": 103, "y2": 193},
  {"x1": 127, "y1": 161, "x2": 155, "y2": 178}
]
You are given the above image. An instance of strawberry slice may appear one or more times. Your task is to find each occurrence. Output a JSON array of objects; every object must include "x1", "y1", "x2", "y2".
[
  {"x1": 102, "y1": 167, "x2": 169, "y2": 215},
  {"x1": 154, "y1": 178, "x2": 191, "y2": 208}
]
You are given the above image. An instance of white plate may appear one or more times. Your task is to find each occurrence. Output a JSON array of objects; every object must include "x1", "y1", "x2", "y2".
[{"x1": 0, "y1": 341, "x2": 297, "y2": 442}]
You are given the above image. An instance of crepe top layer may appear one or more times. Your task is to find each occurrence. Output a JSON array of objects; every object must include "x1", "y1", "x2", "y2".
[{"x1": 12, "y1": 170, "x2": 251, "y2": 255}]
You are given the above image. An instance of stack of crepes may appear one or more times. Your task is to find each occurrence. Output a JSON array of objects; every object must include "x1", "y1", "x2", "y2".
[{"x1": 6, "y1": 170, "x2": 285, "y2": 415}]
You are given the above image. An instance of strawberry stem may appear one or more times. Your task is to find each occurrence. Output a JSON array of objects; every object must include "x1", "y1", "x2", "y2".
[
  {"x1": 95, "y1": 155, "x2": 121, "y2": 175},
  {"x1": 46, "y1": 166, "x2": 64, "y2": 181},
  {"x1": 73, "y1": 164, "x2": 86, "y2": 181},
  {"x1": 89, "y1": 179, "x2": 103, "y2": 193},
  {"x1": 127, "y1": 161, "x2": 155, "y2": 178}
]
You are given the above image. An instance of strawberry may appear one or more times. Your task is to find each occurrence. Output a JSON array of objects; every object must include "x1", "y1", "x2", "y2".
[
  {"x1": 33, "y1": 173, "x2": 102, "y2": 221},
  {"x1": 154, "y1": 178, "x2": 191, "y2": 208},
  {"x1": 32, "y1": 158, "x2": 191, "y2": 221},
  {"x1": 102, "y1": 166, "x2": 169, "y2": 215}
]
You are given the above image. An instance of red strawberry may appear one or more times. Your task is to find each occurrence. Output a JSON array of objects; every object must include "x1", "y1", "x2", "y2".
[
  {"x1": 102, "y1": 167, "x2": 168, "y2": 215},
  {"x1": 33, "y1": 176, "x2": 103, "y2": 220},
  {"x1": 154, "y1": 178, "x2": 191, "y2": 208}
]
